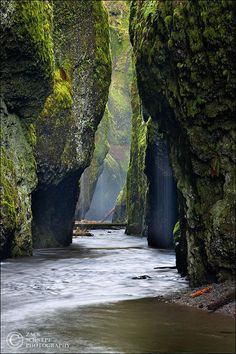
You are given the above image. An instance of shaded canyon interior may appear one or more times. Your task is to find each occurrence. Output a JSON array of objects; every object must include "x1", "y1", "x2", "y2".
[{"x1": 0, "y1": 0, "x2": 235, "y2": 287}]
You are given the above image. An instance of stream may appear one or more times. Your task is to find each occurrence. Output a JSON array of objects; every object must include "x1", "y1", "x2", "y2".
[{"x1": 1, "y1": 230, "x2": 235, "y2": 353}]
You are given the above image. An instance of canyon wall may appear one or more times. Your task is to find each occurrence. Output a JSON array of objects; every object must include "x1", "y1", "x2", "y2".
[
  {"x1": 0, "y1": 0, "x2": 54, "y2": 258},
  {"x1": 130, "y1": 0, "x2": 236, "y2": 285},
  {"x1": 0, "y1": 0, "x2": 111, "y2": 256},
  {"x1": 32, "y1": 0, "x2": 111, "y2": 247}
]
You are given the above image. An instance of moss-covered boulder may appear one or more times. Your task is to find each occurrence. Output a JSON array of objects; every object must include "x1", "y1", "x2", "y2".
[
  {"x1": 32, "y1": 0, "x2": 111, "y2": 247},
  {"x1": 130, "y1": 0, "x2": 236, "y2": 284},
  {"x1": 0, "y1": 0, "x2": 54, "y2": 258}
]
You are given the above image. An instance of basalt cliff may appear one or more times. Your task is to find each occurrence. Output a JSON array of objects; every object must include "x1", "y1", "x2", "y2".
[
  {"x1": 129, "y1": 0, "x2": 236, "y2": 285},
  {"x1": 0, "y1": 0, "x2": 111, "y2": 257}
]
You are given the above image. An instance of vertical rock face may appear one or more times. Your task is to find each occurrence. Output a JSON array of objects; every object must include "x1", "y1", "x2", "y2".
[
  {"x1": 0, "y1": 0, "x2": 54, "y2": 258},
  {"x1": 126, "y1": 74, "x2": 148, "y2": 235},
  {"x1": 113, "y1": 187, "x2": 127, "y2": 223},
  {"x1": 32, "y1": 0, "x2": 111, "y2": 247},
  {"x1": 130, "y1": 0, "x2": 236, "y2": 284}
]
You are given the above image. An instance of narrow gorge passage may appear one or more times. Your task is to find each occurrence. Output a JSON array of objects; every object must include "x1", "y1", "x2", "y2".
[
  {"x1": 75, "y1": 0, "x2": 132, "y2": 224},
  {"x1": 1, "y1": 0, "x2": 235, "y2": 353}
]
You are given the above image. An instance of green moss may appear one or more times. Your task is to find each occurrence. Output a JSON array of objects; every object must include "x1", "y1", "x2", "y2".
[
  {"x1": 44, "y1": 68, "x2": 73, "y2": 113},
  {"x1": 113, "y1": 185, "x2": 127, "y2": 223},
  {"x1": 0, "y1": 148, "x2": 17, "y2": 225},
  {"x1": 126, "y1": 71, "x2": 148, "y2": 235},
  {"x1": 1, "y1": 0, "x2": 54, "y2": 119},
  {"x1": 13, "y1": 0, "x2": 54, "y2": 78},
  {"x1": 93, "y1": 1, "x2": 112, "y2": 104},
  {"x1": 0, "y1": 101, "x2": 37, "y2": 258},
  {"x1": 173, "y1": 221, "x2": 180, "y2": 242}
]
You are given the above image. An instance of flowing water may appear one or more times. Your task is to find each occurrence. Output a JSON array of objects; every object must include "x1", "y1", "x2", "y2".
[{"x1": 1, "y1": 230, "x2": 235, "y2": 353}]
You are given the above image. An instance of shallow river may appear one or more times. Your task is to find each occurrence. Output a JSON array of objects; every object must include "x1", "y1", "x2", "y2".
[{"x1": 1, "y1": 230, "x2": 235, "y2": 353}]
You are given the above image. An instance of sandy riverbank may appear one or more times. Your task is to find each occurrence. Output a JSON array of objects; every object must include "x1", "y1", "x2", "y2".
[{"x1": 157, "y1": 280, "x2": 235, "y2": 318}]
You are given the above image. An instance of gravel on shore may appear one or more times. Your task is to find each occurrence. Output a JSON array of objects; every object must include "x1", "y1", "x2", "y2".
[{"x1": 156, "y1": 280, "x2": 236, "y2": 317}]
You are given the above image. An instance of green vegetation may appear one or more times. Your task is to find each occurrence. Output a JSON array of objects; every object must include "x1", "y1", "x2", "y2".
[{"x1": 12, "y1": 0, "x2": 54, "y2": 78}]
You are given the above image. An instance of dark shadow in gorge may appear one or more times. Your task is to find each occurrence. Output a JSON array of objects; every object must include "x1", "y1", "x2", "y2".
[
  {"x1": 32, "y1": 171, "x2": 82, "y2": 248},
  {"x1": 145, "y1": 133, "x2": 178, "y2": 249}
]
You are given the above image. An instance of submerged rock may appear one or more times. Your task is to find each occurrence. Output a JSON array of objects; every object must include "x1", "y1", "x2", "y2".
[{"x1": 132, "y1": 275, "x2": 151, "y2": 280}]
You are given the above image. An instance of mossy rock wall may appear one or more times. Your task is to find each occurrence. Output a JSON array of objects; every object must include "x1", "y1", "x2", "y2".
[
  {"x1": 0, "y1": 0, "x2": 54, "y2": 119},
  {"x1": 130, "y1": 0, "x2": 236, "y2": 285},
  {"x1": 32, "y1": 0, "x2": 111, "y2": 247},
  {"x1": 0, "y1": 1, "x2": 54, "y2": 258},
  {"x1": 125, "y1": 73, "x2": 148, "y2": 235},
  {"x1": 112, "y1": 185, "x2": 127, "y2": 223}
]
